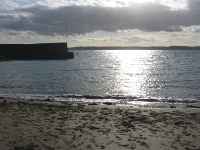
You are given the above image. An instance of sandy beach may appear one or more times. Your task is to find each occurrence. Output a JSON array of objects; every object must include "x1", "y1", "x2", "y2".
[{"x1": 0, "y1": 99, "x2": 200, "y2": 150}]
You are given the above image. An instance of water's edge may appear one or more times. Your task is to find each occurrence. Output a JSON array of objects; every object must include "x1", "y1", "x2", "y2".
[{"x1": 1, "y1": 93, "x2": 199, "y2": 108}]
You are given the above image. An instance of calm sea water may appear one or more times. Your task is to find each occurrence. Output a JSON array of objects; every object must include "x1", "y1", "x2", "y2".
[{"x1": 0, "y1": 50, "x2": 200, "y2": 107}]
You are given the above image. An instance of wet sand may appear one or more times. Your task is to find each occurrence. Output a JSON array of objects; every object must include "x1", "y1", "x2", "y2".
[{"x1": 0, "y1": 99, "x2": 200, "y2": 150}]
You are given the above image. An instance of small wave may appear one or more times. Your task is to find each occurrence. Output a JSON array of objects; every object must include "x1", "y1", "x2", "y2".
[
  {"x1": 61, "y1": 68, "x2": 103, "y2": 72},
  {"x1": 55, "y1": 94, "x2": 138, "y2": 100},
  {"x1": 0, "y1": 93, "x2": 199, "y2": 104}
]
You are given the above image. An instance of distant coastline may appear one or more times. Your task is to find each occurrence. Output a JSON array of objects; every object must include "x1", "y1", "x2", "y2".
[{"x1": 70, "y1": 46, "x2": 200, "y2": 50}]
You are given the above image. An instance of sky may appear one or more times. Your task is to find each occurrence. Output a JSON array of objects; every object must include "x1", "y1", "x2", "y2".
[{"x1": 0, "y1": 0, "x2": 200, "y2": 47}]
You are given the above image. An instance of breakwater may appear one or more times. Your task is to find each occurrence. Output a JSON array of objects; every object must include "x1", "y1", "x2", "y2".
[{"x1": 0, "y1": 43, "x2": 74, "y2": 60}]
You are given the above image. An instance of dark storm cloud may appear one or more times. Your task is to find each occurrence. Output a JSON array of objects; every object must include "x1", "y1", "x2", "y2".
[{"x1": 0, "y1": 2, "x2": 200, "y2": 36}]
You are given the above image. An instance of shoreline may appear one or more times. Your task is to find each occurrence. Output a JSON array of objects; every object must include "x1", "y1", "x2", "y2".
[
  {"x1": 0, "y1": 99, "x2": 200, "y2": 150},
  {"x1": 1, "y1": 95, "x2": 200, "y2": 109}
]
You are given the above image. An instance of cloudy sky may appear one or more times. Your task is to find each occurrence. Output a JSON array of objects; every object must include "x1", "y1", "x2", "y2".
[{"x1": 0, "y1": 0, "x2": 200, "y2": 47}]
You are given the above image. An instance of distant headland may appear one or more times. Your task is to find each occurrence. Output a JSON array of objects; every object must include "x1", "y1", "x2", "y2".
[{"x1": 69, "y1": 46, "x2": 200, "y2": 50}]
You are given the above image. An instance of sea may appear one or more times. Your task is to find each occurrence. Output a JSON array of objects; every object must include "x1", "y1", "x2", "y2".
[{"x1": 0, "y1": 50, "x2": 200, "y2": 108}]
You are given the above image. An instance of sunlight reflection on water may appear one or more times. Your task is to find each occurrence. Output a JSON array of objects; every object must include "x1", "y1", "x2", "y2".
[{"x1": 107, "y1": 50, "x2": 160, "y2": 97}]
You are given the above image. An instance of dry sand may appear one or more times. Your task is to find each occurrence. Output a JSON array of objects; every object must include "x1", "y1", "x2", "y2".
[{"x1": 0, "y1": 99, "x2": 200, "y2": 150}]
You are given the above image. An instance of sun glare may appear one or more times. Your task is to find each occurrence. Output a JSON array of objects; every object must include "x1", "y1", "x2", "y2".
[
  {"x1": 107, "y1": 50, "x2": 155, "y2": 97},
  {"x1": 131, "y1": 0, "x2": 155, "y2": 3},
  {"x1": 101, "y1": 0, "x2": 154, "y2": 7},
  {"x1": 102, "y1": 0, "x2": 188, "y2": 10}
]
